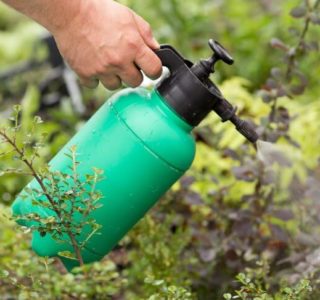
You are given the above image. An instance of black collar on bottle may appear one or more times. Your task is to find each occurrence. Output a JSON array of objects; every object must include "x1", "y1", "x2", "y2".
[{"x1": 155, "y1": 44, "x2": 223, "y2": 127}]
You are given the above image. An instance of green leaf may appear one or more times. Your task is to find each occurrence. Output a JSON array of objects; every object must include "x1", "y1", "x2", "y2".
[
  {"x1": 13, "y1": 104, "x2": 21, "y2": 114},
  {"x1": 21, "y1": 85, "x2": 40, "y2": 129},
  {"x1": 33, "y1": 116, "x2": 43, "y2": 124},
  {"x1": 0, "y1": 270, "x2": 9, "y2": 278},
  {"x1": 282, "y1": 287, "x2": 292, "y2": 294},
  {"x1": 58, "y1": 251, "x2": 77, "y2": 260},
  {"x1": 92, "y1": 167, "x2": 104, "y2": 175}
]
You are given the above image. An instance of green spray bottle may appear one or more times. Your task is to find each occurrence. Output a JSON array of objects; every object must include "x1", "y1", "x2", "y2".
[{"x1": 12, "y1": 40, "x2": 258, "y2": 270}]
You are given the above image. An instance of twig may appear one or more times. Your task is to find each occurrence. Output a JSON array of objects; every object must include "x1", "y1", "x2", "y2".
[
  {"x1": 69, "y1": 233, "x2": 84, "y2": 266},
  {"x1": 286, "y1": 0, "x2": 317, "y2": 80},
  {"x1": 0, "y1": 130, "x2": 84, "y2": 266},
  {"x1": 269, "y1": 98, "x2": 278, "y2": 123}
]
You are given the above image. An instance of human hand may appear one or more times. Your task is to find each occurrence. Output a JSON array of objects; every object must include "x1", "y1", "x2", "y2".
[{"x1": 52, "y1": 0, "x2": 162, "y2": 90}]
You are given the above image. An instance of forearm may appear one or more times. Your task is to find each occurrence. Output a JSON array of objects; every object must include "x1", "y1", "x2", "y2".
[
  {"x1": 2, "y1": 0, "x2": 162, "y2": 90},
  {"x1": 2, "y1": 0, "x2": 84, "y2": 34}
]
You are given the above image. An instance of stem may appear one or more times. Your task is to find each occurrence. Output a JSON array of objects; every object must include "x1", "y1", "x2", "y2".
[
  {"x1": 2, "y1": 131, "x2": 56, "y2": 206},
  {"x1": 269, "y1": 98, "x2": 278, "y2": 123},
  {"x1": 90, "y1": 172, "x2": 98, "y2": 198},
  {"x1": 71, "y1": 146, "x2": 78, "y2": 186},
  {"x1": 286, "y1": 2, "x2": 313, "y2": 80},
  {"x1": 69, "y1": 233, "x2": 84, "y2": 266},
  {"x1": 253, "y1": 162, "x2": 264, "y2": 215},
  {"x1": 253, "y1": 161, "x2": 275, "y2": 218},
  {"x1": 0, "y1": 130, "x2": 84, "y2": 266}
]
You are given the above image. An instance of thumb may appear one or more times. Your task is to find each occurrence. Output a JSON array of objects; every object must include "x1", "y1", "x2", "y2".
[{"x1": 133, "y1": 13, "x2": 160, "y2": 49}]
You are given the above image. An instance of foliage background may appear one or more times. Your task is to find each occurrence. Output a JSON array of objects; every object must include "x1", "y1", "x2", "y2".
[{"x1": 0, "y1": 0, "x2": 320, "y2": 299}]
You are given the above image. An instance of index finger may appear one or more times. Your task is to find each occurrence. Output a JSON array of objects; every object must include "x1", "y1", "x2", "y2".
[{"x1": 134, "y1": 46, "x2": 162, "y2": 80}]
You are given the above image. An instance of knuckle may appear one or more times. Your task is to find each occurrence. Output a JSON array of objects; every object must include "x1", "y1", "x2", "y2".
[
  {"x1": 78, "y1": 71, "x2": 90, "y2": 80},
  {"x1": 130, "y1": 76, "x2": 143, "y2": 88},
  {"x1": 79, "y1": 79, "x2": 92, "y2": 88},
  {"x1": 105, "y1": 85, "x2": 117, "y2": 91},
  {"x1": 101, "y1": 78, "x2": 121, "y2": 91},
  {"x1": 125, "y1": 35, "x2": 140, "y2": 50},
  {"x1": 108, "y1": 83, "x2": 121, "y2": 90},
  {"x1": 136, "y1": 46, "x2": 148, "y2": 60},
  {"x1": 107, "y1": 54, "x2": 123, "y2": 68},
  {"x1": 95, "y1": 64, "x2": 108, "y2": 76},
  {"x1": 75, "y1": 67, "x2": 86, "y2": 77},
  {"x1": 77, "y1": 66, "x2": 94, "y2": 79},
  {"x1": 143, "y1": 22, "x2": 152, "y2": 36},
  {"x1": 126, "y1": 9, "x2": 136, "y2": 22},
  {"x1": 121, "y1": 69, "x2": 143, "y2": 88}
]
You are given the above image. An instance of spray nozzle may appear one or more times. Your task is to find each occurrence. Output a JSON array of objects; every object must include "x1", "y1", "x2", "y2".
[{"x1": 211, "y1": 96, "x2": 259, "y2": 143}]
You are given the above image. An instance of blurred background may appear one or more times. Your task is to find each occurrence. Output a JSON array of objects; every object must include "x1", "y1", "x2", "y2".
[{"x1": 1, "y1": 0, "x2": 320, "y2": 299}]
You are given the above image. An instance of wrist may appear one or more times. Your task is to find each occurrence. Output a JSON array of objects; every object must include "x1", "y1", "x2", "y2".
[
  {"x1": 44, "y1": 0, "x2": 85, "y2": 35},
  {"x1": 2, "y1": 0, "x2": 86, "y2": 34},
  {"x1": 49, "y1": 0, "x2": 116, "y2": 36}
]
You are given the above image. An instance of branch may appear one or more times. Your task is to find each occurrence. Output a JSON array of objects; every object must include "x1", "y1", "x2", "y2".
[
  {"x1": 286, "y1": 1, "x2": 317, "y2": 79},
  {"x1": 0, "y1": 130, "x2": 58, "y2": 212},
  {"x1": 0, "y1": 130, "x2": 84, "y2": 266}
]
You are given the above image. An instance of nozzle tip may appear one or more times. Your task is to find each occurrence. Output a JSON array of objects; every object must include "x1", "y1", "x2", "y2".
[{"x1": 236, "y1": 120, "x2": 259, "y2": 143}]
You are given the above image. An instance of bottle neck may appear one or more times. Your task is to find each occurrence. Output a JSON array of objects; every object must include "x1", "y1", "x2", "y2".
[
  {"x1": 150, "y1": 89, "x2": 194, "y2": 133},
  {"x1": 155, "y1": 63, "x2": 221, "y2": 127}
]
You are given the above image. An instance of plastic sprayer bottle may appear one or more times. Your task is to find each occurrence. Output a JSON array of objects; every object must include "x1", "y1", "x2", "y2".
[{"x1": 12, "y1": 40, "x2": 258, "y2": 270}]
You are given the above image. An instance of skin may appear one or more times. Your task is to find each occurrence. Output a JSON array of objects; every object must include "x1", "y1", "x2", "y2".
[{"x1": 2, "y1": 0, "x2": 163, "y2": 90}]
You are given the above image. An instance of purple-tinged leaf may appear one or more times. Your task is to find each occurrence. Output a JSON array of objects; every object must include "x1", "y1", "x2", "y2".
[
  {"x1": 266, "y1": 78, "x2": 278, "y2": 89},
  {"x1": 180, "y1": 176, "x2": 195, "y2": 188},
  {"x1": 222, "y1": 148, "x2": 238, "y2": 160},
  {"x1": 308, "y1": 41, "x2": 320, "y2": 51},
  {"x1": 232, "y1": 220, "x2": 255, "y2": 238},
  {"x1": 276, "y1": 86, "x2": 288, "y2": 97},
  {"x1": 269, "y1": 224, "x2": 289, "y2": 243},
  {"x1": 185, "y1": 191, "x2": 203, "y2": 205},
  {"x1": 261, "y1": 169, "x2": 276, "y2": 185},
  {"x1": 310, "y1": 12, "x2": 320, "y2": 25},
  {"x1": 260, "y1": 91, "x2": 274, "y2": 103},
  {"x1": 232, "y1": 165, "x2": 257, "y2": 182},
  {"x1": 270, "y1": 38, "x2": 289, "y2": 51},
  {"x1": 296, "y1": 232, "x2": 319, "y2": 247},
  {"x1": 290, "y1": 6, "x2": 307, "y2": 18},
  {"x1": 271, "y1": 67, "x2": 283, "y2": 80},
  {"x1": 272, "y1": 209, "x2": 294, "y2": 221},
  {"x1": 306, "y1": 248, "x2": 320, "y2": 266},
  {"x1": 290, "y1": 85, "x2": 306, "y2": 95},
  {"x1": 198, "y1": 248, "x2": 216, "y2": 262}
]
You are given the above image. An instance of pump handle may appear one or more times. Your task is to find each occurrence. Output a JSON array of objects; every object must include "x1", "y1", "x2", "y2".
[
  {"x1": 155, "y1": 45, "x2": 193, "y2": 75},
  {"x1": 208, "y1": 40, "x2": 234, "y2": 66}
]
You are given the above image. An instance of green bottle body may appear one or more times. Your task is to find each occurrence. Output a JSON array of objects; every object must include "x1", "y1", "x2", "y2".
[{"x1": 12, "y1": 88, "x2": 196, "y2": 270}]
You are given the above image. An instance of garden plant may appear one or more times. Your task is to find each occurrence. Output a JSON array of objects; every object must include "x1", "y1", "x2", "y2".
[{"x1": 0, "y1": 0, "x2": 320, "y2": 299}]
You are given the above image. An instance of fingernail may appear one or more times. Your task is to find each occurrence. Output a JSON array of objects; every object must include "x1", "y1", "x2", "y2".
[{"x1": 152, "y1": 37, "x2": 160, "y2": 49}]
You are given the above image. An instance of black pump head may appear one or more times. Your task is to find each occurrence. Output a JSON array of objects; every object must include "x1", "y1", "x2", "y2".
[
  {"x1": 155, "y1": 39, "x2": 258, "y2": 144},
  {"x1": 191, "y1": 40, "x2": 234, "y2": 81}
]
